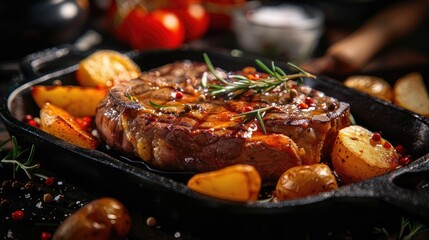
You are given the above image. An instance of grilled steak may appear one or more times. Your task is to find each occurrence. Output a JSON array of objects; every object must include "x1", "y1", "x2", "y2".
[{"x1": 95, "y1": 61, "x2": 351, "y2": 182}]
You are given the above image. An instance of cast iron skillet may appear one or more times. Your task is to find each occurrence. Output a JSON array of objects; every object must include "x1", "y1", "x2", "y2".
[{"x1": 1, "y1": 47, "x2": 429, "y2": 238}]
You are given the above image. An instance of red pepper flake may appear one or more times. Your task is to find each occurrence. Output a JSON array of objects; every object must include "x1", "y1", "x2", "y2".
[
  {"x1": 41, "y1": 231, "x2": 52, "y2": 240},
  {"x1": 399, "y1": 155, "x2": 412, "y2": 166},
  {"x1": 383, "y1": 141, "x2": 392, "y2": 149},
  {"x1": 11, "y1": 210, "x2": 24, "y2": 221},
  {"x1": 298, "y1": 102, "x2": 309, "y2": 109},
  {"x1": 44, "y1": 177, "x2": 55, "y2": 186},
  {"x1": 395, "y1": 145, "x2": 407, "y2": 156},
  {"x1": 305, "y1": 97, "x2": 314, "y2": 105},
  {"x1": 242, "y1": 105, "x2": 253, "y2": 112},
  {"x1": 371, "y1": 133, "x2": 381, "y2": 142}
]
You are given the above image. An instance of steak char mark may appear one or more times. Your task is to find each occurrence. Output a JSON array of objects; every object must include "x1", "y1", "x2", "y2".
[{"x1": 95, "y1": 61, "x2": 351, "y2": 183}]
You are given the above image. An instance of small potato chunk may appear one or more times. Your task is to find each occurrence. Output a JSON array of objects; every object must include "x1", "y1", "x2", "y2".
[
  {"x1": 32, "y1": 85, "x2": 108, "y2": 117},
  {"x1": 40, "y1": 103, "x2": 99, "y2": 149},
  {"x1": 76, "y1": 50, "x2": 141, "y2": 87},
  {"x1": 187, "y1": 164, "x2": 261, "y2": 202},
  {"x1": 344, "y1": 75, "x2": 392, "y2": 101},
  {"x1": 275, "y1": 163, "x2": 338, "y2": 201},
  {"x1": 53, "y1": 197, "x2": 131, "y2": 240},
  {"x1": 393, "y1": 72, "x2": 429, "y2": 117},
  {"x1": 331, "y1": 125, "x2": 399, "y2": 184}
]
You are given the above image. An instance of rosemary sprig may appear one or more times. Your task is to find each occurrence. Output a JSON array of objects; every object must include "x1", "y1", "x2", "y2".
[
  {"x1": 203, "y1": 53, "x2": 316, "y2": 98},
  {"x1": 373, "y1": 217, "x2": 428, "y2": 240},
  {"x1": 0, "y1": 136, "x2": 39, "y2": 179},
  {"x1": 203, "y1": 53, "x2": 315, "y2": 133},
  {"x1": 231, "y1": 106, "x2": 275, "y2": 134}
]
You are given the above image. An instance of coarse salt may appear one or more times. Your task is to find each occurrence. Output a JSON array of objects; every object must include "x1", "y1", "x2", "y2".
[{"x1": 249, "y1": 5, "x2": 312, "y2": 27}]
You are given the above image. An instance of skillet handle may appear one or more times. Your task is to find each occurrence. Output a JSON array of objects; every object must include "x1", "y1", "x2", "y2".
[
  {"x1": 20, "y1": 44, "x2": 83, "y2": 79},
  {"x1": 333, "y1": 155, "x2": 429, "y2": 220}
]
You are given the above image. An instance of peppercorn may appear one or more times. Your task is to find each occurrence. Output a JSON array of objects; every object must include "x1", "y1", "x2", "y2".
[
  {"x1": 383, "y1": 141, "x2": 392, "y2": 149},
  {"x1": 11, "y1": 210, "x2": 24, "y2": 221},
  {"x1": 371, "y1": 133, "x2": 381, "y2": 142},
  {"x1": 11, "y1": 180, "x2": 21, "y2": 189},
  {"x1": 24, "y1": 181, "x2": 35, "y2": 191},
  {"x1": 41, "y1": 232, "x2": 52, "y2": 240},
  {"x1": 0, "y1": 199, "x2": 11, "y2": 209},
  {"x1": 1, "y1": 180, "x2": 12, "y2": 191},
  {"x1": 43, "y1": 193, "x2": 53, "y2": 203},
  {"x1": 174, "y1": 91, "x2": 183, "y2": 99},
  {"x1": 146, "y1": 216, "x2": 157, "y2": 227},
  {"x1": 399, "y1": 155, "x2": 412, "y2": 166},
  {"x1": 395, "y1": 145, "x2": 407, "y2": 156},
  {"x1": 44, "y1": 177, "x2": 55, "y2": 186},
  {"x1": 305, "y1": 97, "x2": 314, "y2": 105},
  {"x1": 289, "y1": 89, "x2": 298, "y2": 99}
]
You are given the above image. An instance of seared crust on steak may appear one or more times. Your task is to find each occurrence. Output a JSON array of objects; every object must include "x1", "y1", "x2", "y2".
[{"x1": 95, "y1": 61, "x2": 351, "y2": 182}]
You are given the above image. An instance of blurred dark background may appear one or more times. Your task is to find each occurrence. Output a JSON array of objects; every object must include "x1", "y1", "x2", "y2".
[{"x1": 1, "y1": 0, "x2": 428, "y2": 61}]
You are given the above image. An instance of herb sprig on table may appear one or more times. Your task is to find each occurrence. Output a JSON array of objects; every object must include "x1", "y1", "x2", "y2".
[
  {"x1": 373, "y1": 217, "x2": 428, "y2": 240},
  {"x1": 0, "y1": 136, "x2": 39, "y2": 179}
]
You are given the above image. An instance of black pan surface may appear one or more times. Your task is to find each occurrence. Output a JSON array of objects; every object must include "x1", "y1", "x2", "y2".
[{"x1": 1, "y1": 48, "x2": 429, "y2": 238}]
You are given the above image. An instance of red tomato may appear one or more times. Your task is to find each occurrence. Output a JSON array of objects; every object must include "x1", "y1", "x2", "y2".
[
  {"x1": 169, "y1": 3, "x2": 210, "y2": 41},
  {"x1": 120, "y1": 8, "x2": 185, "y2": 50},
  {"x1": 201, "y1": 0, "x2": 246, "y2": 30}
]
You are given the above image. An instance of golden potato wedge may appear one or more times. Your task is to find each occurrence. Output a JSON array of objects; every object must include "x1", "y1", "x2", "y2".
[
  {"x1": 275, "y1": 163, "x2": 338, "y2": 201},
  {"x1": 187, "y1": 164, "x2": 261, "y2": 202},
  {"x1": 393, "y1": 72, "x2": 429, "y2": 117},
  {"x1": 331, "y1": 125, "x2": 399, "y2": 184},
  {"x1": 76, "y1": 50, "x2": 142, "y2": 87},
  {"x1": 32, "y1": 85, "x2": 108, "y2": 117},
  {"x1": 344, "y1": 75, "x2": 392, "y2": 101},
  {"x1": 40, "y1": 103, "x2": 99, "y2": 149},
  {"x1": 53, "y1": 198, "x2": 131, "y2": 240}
]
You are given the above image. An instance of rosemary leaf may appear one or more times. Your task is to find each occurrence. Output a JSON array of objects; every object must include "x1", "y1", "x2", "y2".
[
  {"x1": 149, "y1": 100, "x2": 165, "y2": 108},
  {"x1": 231, "y1": 106, "x2": 274, "y2": 134},
  {"x1": 255, "y1": 59, "x2": 275, "y2": 76},
  {"x1": 203, "y1": 53, "x2": 230, "y2": 85},
  {"x1": 256, "y1": 111, "x2": 267, "y2": 134},
  {"x1": 1, "y1": 136, "x2": 39, "y2": 179},
  {"x1": 275, "y1": 66, "x2": 287, "y2": 77}
]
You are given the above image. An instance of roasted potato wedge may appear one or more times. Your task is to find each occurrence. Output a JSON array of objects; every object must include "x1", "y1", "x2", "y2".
[
  {"x1": 344, "y1": 75, "x2": 392, "y2": 101},
  {"x1": 331, "y1": 125, "x2": 399, "y2": 184},
  {"x1": 53, "y1": 197, "x2": 131, "y2": 240},
  {"x1": 32, "y1": 85, "x2": 108, "y2": 117},
  {"x1": 40, "y1": 103, "x2": 99, "y2": 149},
  {"x1": 275, "y1": 163, "x2": 338, "y2": 201},
  {"x1": 393, "y1": 72, "x2": 429, "y2": 117},
  {"x1": 76, "y1": 50, "x2": 142, "y2": 87},
  {"x1": 187, "y1": 164, "x2": 261, "y2": 202}
]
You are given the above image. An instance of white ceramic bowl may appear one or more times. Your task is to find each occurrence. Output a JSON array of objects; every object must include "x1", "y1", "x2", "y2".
[{"x1": 232, "y1": 1, "x2": 324, "y2": 64}]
